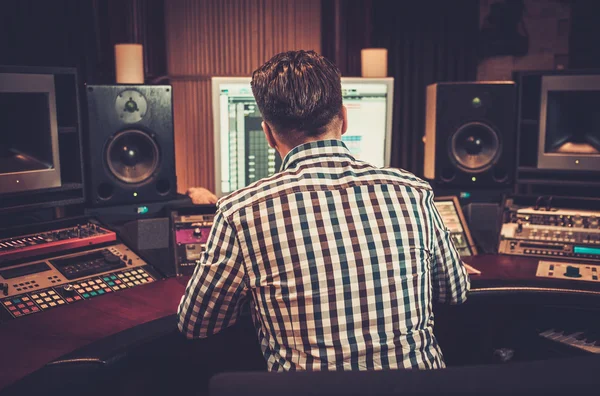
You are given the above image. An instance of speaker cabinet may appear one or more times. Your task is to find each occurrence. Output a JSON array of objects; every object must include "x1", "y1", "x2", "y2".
[
  {"x1": 424, "y1": 82, "x2": 516, "y2": 187},
  {"x1": 85, "y1": 85, "x2": 176, "y2": 206}
]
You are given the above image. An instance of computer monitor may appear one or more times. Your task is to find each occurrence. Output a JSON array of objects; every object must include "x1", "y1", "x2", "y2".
[
  {"x1": 433, "y1": 196, "x2": 477, "y2": 257},
  {"x1": 212, "y1": 77, "x2": 394, "y2": 197}
]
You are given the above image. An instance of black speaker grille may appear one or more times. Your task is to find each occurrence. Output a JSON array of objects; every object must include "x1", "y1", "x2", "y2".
[
  {"x1": 105, "y1": 129, "x2": 160, "y2": 184},
  {"x1": 450, "y1": 122, "x2": 501, "y2": 173}
]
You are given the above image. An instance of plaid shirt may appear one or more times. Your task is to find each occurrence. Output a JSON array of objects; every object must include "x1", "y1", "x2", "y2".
[{"x1": 178, "y1": 139, "x2": 470, "y2": 371}]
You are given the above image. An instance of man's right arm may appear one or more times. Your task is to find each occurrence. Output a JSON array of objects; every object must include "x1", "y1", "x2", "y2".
[{"x1": 426, "y1": 192, "x2": 470, "y2": 304}]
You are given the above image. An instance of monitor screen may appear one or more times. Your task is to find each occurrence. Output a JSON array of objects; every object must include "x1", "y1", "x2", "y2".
[
  {"x1": 433, "y1": 196, "x2": 477, "y2": 257},
  {"x1": 0, "y1": 73, "x2": 61, "y2": 195},
  {"x1": 538, "y1": 74, "x2": 600, "y2": 172},
  {"x1": 212, "y1": 77, "x2": 394, "y2": 197}
]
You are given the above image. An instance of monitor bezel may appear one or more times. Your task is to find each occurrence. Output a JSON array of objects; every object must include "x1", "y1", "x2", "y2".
[
  {"x1": 211, "y1": 76, "x2": 395, "y2": 197},
  {"x1": 0, "y1": 73, "x2": 62, "y2": 195},
  {"x1": 538, "y1": 74, "x2": 600, "y2": 172}
]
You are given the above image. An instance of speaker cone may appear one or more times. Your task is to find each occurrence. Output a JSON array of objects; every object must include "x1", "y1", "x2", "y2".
[
  {"x1": 449, "y1": 122, "x2": 501, "y2": 173},
  {"x1": 105, "y1": 129, "x2": 160, "y2": 184}
]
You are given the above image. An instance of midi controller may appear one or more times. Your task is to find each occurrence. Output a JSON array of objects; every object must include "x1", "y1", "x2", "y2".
[
  {"x1": 498, "y1": 197, "x2": 600, "y2": 282},
  {"x1": 0, "y1": 219, "x2": 158, "y2": 322}
]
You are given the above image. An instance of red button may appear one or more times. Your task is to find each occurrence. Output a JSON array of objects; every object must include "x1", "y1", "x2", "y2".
[
  {"x1": 14, "y1": 312, "x2": 22, "y2": 316},
  {"x1": 105, "y1": 288, "x2": 112, "y2": 292},
  {"x1": 75, "y1": 296, "x2": 82, "y2": 300},
  {"x1": 115, "y1": 280, "x2": 121, "y2": 284},
  {"x1": 22, "y1": 309, "x2": 30, "y2": 313},
  {"x1": 27, "y1": 301, "x2": 34, "y2": 306},
  {"x1": 32, "y1": 307, "x2": 39, "y2": 312},
  {"x1": 17, "y1": 304, "x2": 25, "y2": 309},
  {"x1": 9, "y1": 306, "x2": 16, "y2": 311},
  {"x1": 66, "y1": 298, "x2": 73, "y2": 303}
]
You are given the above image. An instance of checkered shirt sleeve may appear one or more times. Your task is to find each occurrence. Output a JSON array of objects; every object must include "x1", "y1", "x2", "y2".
[{"x1": 177, "y1": 209, "x2": 248, "y2": 338}]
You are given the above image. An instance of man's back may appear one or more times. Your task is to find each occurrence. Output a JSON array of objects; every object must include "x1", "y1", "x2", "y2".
[{"x1": 178, "y1": 139, "x2": 470, "y2": 371}]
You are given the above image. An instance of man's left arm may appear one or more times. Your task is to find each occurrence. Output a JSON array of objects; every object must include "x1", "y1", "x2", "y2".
[{"x1": 177, "y1": 210, "x2": 248, "y2": 339}]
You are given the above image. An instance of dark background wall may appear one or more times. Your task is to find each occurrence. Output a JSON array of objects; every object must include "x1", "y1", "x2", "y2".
[
  {"x1": 0, "y1": 0, "x2": 166, "y2": 85},
  {"x1": 1, "y1": 0, "x2": 599, "y2": 182}
]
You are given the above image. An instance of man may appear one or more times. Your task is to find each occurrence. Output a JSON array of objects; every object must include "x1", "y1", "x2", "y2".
[{"x1": 177, "y1": 50, "x2": 470, "y2": 371}]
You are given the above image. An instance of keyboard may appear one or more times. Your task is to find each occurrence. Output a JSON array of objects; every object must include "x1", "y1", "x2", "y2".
[{"x1": 539, "y1": 328, "x2": 600, "y2": 354}]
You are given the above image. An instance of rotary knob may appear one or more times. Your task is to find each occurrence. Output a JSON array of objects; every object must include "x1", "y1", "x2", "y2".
[
  {"x1": 63, "y1": 284, "x2": 75, "y2": 297},
  {"x1": 573, "y1": 215, "x2": 584, "y2": 228},
  {"x1": 589, "y1": 216, "x2": 599, "y2": 229}
]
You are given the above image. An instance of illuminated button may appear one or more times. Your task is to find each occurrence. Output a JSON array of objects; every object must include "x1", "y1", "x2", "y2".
[
  {"x1": 31, "y1": 306, "x2": 39, "y2": 312},
  {"x1": 26, "y1": 301, "x2": 34, "y2": 306},
  {"x1": 74, "y1": 296, "x2": 82, "y2": 301},
  {"x1": 127, "y1": 282, "x2": 134, "y2": 287},
  {"x1": 104, "y1": 288, "x2": 111, "y2": 292},
  {"x1": 66, "y1": 298, "x2": 73, "y2": 303},
  {"x1": 22, "y1": 297, "x2": 30, "y2": 301},
  {"x1": 44, "y1": 297, "x2": 52, "y2": 302},
  {"x1": 146, "y1": 278, "x2": 153, "y2": 283},
  {"x1": 40, "y1": 292, "x2": 48, "y2": 297},
  {"x1": 85, "y1": 287, "x2": 93, "y2": 292},
  {"x1": 134, "y1": 281, "x2": 141, "y2": 285},
  {"x1": 141, "y1": 279, "x2": 148, "y2": 283},
  {"x1": 49, "y1": 302, "x2": 56, "y2": 307},
  {"x1": 82, "y1": 293, "x2": 90, "y2": 298},
  {"x1": 3, "y1": 301, "x2": 11, "y2": 306},
  {"x1": 9, "y1": 306, "x2": 16, "y2": 311},
  {"x1": 135, "y1": 275, "x2": 142, "y2": 279},
  {"x1": 14, "y1": 312, "x2": 21, "y2": 317},
  {"x1": 22, "y1": 308, "x2": 30, "y2": 313},
  {"x1": 93, "y1": 286, "x2": 100, "y2": 290},
  {"x1": 58, "y1": 300, "x2": 65, "y2": 305},
  {"x1": 31, "y1": 294, "x2": 39, "y2": 299},
  {"x1": 17, "y1": 303, "x2": 25, "y2": 308},
  {"x1": 81, "y1": 283, "x2": 88, "y2": 287},
  {"x1": 48, "y1": 290, "x2": 56, "y2": 295},
  {"x1": 98, "y1": 290, "x2": 105, "y2": 295},
  {"x1": 53, "y1": 295, "x2": 60, "y2": 300}
]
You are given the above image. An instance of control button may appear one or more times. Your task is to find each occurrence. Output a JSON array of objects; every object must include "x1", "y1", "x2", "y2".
[{"x1": 564, "y1": 265, "x2": 582, "y2": 278}]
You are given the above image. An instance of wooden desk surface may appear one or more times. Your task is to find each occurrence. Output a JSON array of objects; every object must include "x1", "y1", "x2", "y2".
[
  {"x1": 0, "y1": 276, "x2": 189, "y2": 391},
  {"x1": 0, "y1": 255, "x2": 598, "y2": 391}
]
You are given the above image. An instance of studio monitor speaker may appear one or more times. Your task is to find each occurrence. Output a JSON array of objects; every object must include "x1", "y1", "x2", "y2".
[
  {"x1": 85, "y1": 85, "x2": 176, "y2": 206},
  {"x1": 423, "y1": 82, "x2": 516, "y2": 187}
]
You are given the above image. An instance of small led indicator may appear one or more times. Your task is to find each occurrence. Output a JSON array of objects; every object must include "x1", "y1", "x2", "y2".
[
  {"x1": 471, "y1": 177, "x2": 477, "y2": 182},
  {"x1": 575, "y1": 160, "x2": 580, "y2": 164},
  {"x1": 133, "y1": 192, "x2": 138, "y2": 197},
  {"x1": 137, "y1": 206, "x2": 149, "y2": 214}
]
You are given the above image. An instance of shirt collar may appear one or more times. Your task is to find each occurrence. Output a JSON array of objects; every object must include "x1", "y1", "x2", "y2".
[{"x1": 280, "y1": 139, "x2": 355, "y2": 171}]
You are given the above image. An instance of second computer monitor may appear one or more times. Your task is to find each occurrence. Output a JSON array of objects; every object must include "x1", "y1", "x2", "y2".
[{"x1": 212, "y1": 76, "x2": 394, "y2": 197}]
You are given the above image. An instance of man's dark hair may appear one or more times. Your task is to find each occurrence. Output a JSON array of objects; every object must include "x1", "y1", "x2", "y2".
[{"x1": 251, "y1": 50, "x2": 343, "y2": 139}]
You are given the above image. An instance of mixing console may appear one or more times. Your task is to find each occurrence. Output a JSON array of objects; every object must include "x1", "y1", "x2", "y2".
[
  {"x1": 499, "y1": 205, "x2": 600, "y2": 263},
  {"x1": 0, "y1": 223, "x2": 115, "y2": 263},
  {"x1": 0, "y1": 243, "x2": 158, "y2": 321}
]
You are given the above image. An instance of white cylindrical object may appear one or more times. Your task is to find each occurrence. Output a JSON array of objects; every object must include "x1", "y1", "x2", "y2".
[
  {"x1": 361, "y1": 48, "x2": 388, "y2": 78},
  {"x1": 115, "y1": 44, "x2": 144, "y2": 84}
]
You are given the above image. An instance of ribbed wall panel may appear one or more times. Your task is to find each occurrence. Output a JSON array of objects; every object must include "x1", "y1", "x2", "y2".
[{"x1": 165, "y1": 0, "x2": 321, "y2": 193}]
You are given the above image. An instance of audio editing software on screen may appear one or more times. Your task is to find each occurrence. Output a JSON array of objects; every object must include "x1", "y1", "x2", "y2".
[{"x1": 217, "y1": 82, "x2": 389, "y2": 195}]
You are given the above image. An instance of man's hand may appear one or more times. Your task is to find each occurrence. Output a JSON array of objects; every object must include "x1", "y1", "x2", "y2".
[{"x1": 186, "y1": 187, "x2": 218, "y2": 205}]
